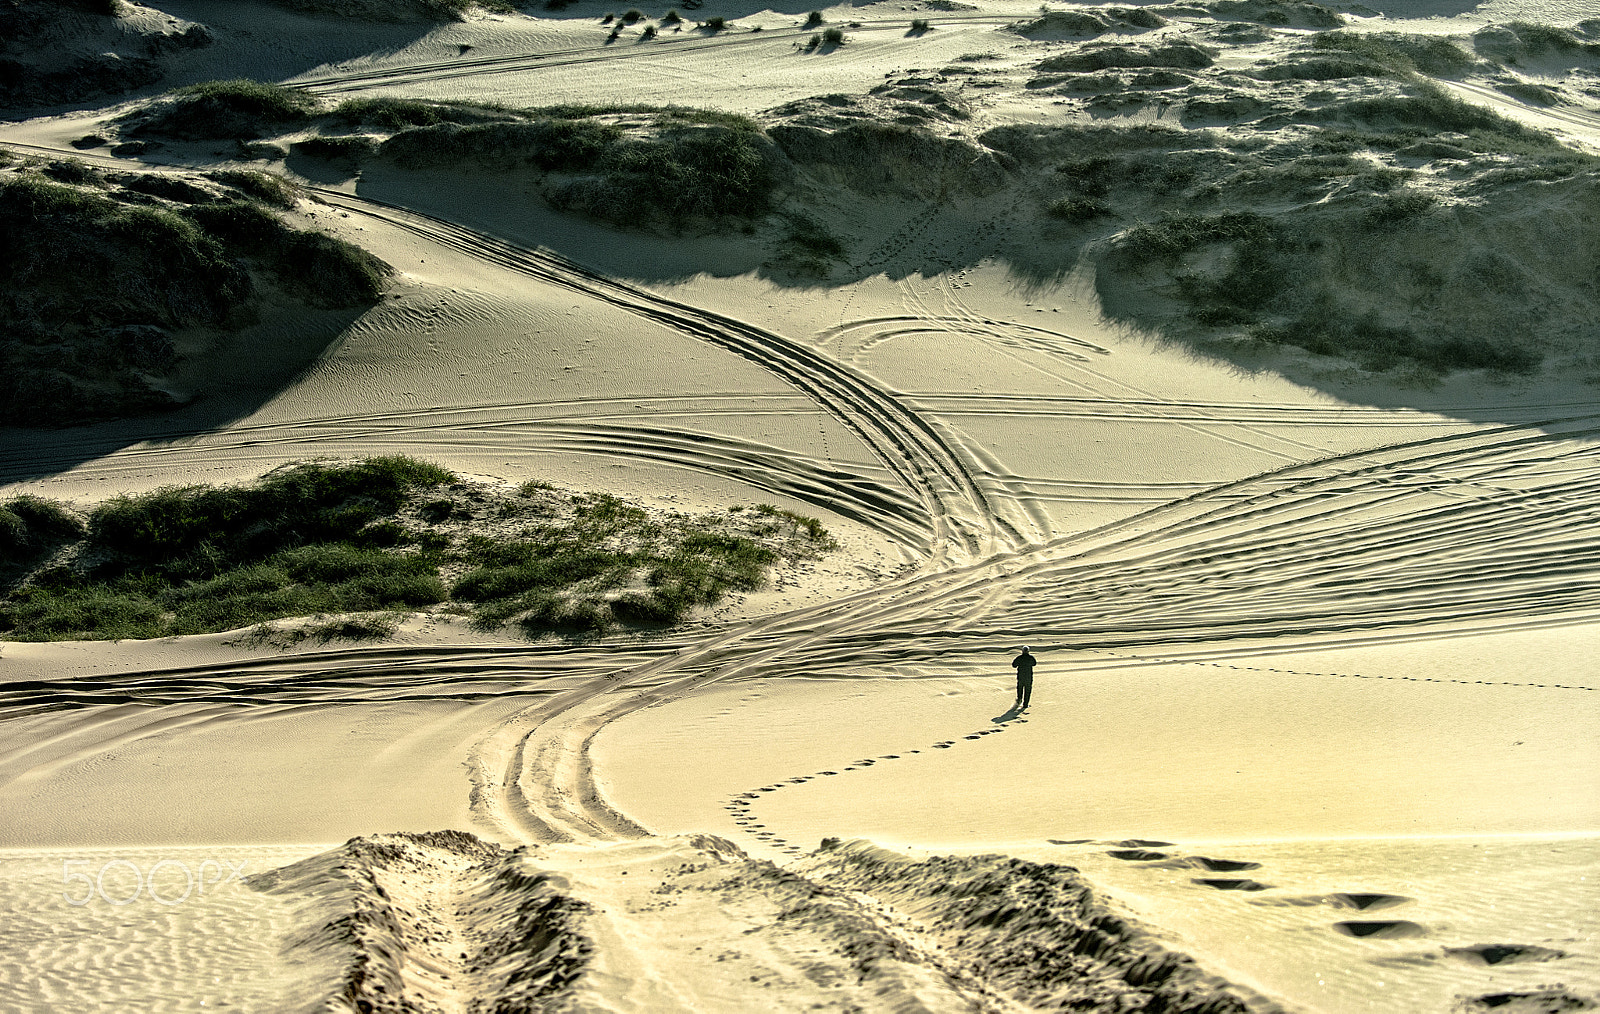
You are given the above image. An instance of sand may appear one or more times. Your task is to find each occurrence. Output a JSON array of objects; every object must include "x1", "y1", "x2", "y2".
[{"x1": 3, "y1": 0, "x2": 1599, "y2": 1009}]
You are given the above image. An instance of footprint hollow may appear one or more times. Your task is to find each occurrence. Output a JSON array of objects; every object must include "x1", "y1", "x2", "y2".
[{"x1": 1334, "y1": 920, "x2": 1427, "y2": 939}]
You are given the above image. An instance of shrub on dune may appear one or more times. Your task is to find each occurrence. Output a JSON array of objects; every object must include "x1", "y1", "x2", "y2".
[
  {"x1": 0, "y1": 458, "x2": 836, "y2": 641},
  {"x1": 129, "y1": 79, "x2": 319, "y2": 140}
]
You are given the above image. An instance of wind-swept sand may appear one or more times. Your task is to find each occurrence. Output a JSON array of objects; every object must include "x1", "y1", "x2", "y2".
[{"x1": 3, "y1": 0, "x2": 1599, "y2": 1010}]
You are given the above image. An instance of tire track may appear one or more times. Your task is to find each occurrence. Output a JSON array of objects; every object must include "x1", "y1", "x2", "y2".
[
  {"x1": 6, "y1": 142, "x2": 1600, "y2": 864},
  {"x1": 0, "y1": 141, "x2": 1024, "y2": 559},
  {"x1": 309, "y1": 187, "x2": 1032, "y2": 562},
  {"x1": 291, "y1": 14, "x2": 1023, "y2": 96}
]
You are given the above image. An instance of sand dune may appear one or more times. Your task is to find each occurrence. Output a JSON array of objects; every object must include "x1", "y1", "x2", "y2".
[{"x1": 3, "y1": 0, "x2": 1599, "y2": 1010}]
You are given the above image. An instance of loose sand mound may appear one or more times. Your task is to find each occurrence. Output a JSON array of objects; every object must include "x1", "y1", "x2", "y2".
[{"x1": 249, "y1": 831, "x2": 1282, "y2": 1012}]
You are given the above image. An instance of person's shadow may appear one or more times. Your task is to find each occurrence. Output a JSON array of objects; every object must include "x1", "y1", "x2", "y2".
[{"x1": 993, "y1": 704, "x2": 1027, "y2": 723}]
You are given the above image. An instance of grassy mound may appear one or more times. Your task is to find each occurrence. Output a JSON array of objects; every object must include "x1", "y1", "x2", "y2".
[
  {"x1": 0, "y1": 161, "x2": 387, "y2": 426},
  {"x1": 0, "y1": 459, "x2": 837, "y2": 641},
  {"x1": 127, "y1": 79, "x2": 319, "y2": 140},
  {"x1": 381, "y1": 109, "x2": 779, "y2": 225},
  {"x1": 975, "y1": 18, "x2": 1600, "y2": 381},
  {"x1": 1038, "y1": 42, "x2": 1215, "y2": 73}
]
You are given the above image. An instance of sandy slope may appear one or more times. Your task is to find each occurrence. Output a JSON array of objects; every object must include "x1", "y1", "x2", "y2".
[{"x1": 3, "y1": 0, "x2": 1600, "y2": 1010}]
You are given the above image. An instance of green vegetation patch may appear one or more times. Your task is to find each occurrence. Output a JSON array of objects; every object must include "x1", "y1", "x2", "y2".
[
  {"x1": 1200, "y1": 0, "x2": 1342, "y2": 28},
  {"x1": 127, "y1": 79, "x2": 319, "y2": 140},
  {"x1": 331, "y1": 96, "x2": 519, "y2": 131},
  {"x1": 1310, "y1": 31, "x2": 1477, "y2": 77},
  {"x1": 1038, "y1": 42, "x2": 1214, "y2": 73},
  {"x1": 376, "y1": 107, "x2": 778, "y2": 225},
  {"x1": 1295, "y1": 82, "x2": 1564, "y2": 153},
  {"x1": 0, "y1": 459, "x2": 838, "y2": 641}
]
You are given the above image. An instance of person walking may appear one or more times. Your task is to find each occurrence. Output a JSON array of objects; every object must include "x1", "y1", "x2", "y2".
[{"x1": 1011, "y1": 645, "x2": 1036, "y2": 711}]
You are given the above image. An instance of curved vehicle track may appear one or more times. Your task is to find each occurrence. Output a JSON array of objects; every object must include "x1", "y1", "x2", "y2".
[
  {"x1": 3, "y1": 141, "x2": 1599, "y2": 856},
  {"x1": 290, "y1": 13, "x2": 1026, "y2": 96}
]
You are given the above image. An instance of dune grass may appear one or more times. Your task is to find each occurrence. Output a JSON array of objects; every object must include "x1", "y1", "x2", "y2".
[
  {"x1": 0, "y1": 162, "x2": 390, "y2": 423},
  {"x1": 380, "y1": 107, "x2": 777, "y2": 225},
  {"x1": 0, "y1": 459, "x2": 837, "y2": 641},
  {"x1": 1109, "y1": 206, "x2": 1544, "y2": 375},
  {"x1": 130, "y1": 79, "x2": 319, "y2": 140},
  {"x1": 206, "y1": 168, "x2": 302, "y2": 208},
  {"x1": 1310, "y1": 31, "x2": 1476, "y2": 77}
]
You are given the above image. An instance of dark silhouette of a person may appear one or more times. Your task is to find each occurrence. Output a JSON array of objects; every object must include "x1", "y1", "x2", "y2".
[{"x1": 1011, "y1": 646, "x2": 1036, "y2": 711}]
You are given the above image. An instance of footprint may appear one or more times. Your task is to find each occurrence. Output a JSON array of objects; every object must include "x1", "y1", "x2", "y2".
[
  {"x1": 1154, "y1": 856, "x2": 1262, "y2": 872},
  {"x1": 1444, "y1": 944, "x2": 1568, "y2": 966},
  {"x1": 1258, "y1": 892, "x2": 1407, "y2": 910},
  {"x1": 1048, "y1": 839, "x2": 1093, "y2": 845},
  {"x1": 1334, "y1": 920, "x2": 1427, "y2": 939},
  {"x1": 1331, "y1": 892, "x2": 1409, "y2": 911},
  {"x1": 1193, "y1": 878, "x2": 1272, "y2": 892},
  {"x1": 819, "y1": 771, "x2": 839, "y2": 776},
  {"x1": 1113, "y1": 839, "x2": 1175, "y2": 848},
  {"x1": 1456, "y1": 989, "x2": 1592, "y2": 1012},
  {"x1": 1108, "y1": 849, "x2": 1170, "y2": 861}
]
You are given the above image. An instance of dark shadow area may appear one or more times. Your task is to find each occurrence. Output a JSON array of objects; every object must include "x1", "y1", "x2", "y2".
[
  {"x1": 284, "y1": 149, "x2": 363, "y2": 183},
  {"x1": 0, "y1": 0, "x2": 447, "y2": 121},
  {"x1": 0, "y1": 302, "x2": 373, "y2": 486}
]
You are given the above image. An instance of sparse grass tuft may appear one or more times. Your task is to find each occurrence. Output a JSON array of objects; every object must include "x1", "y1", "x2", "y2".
[
  {"x1": 766, "y1": 214, "x2": 846, "y2": 277},
  {"x1": 1047, "y1": 196, "x2": 1112, "y2": 223},
  {"x1": 302, "y1": 613, "x2": 401, "y2": 641},
  {"x1": 822, "y1": 26, "x2": 844, "y2": 44}
]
